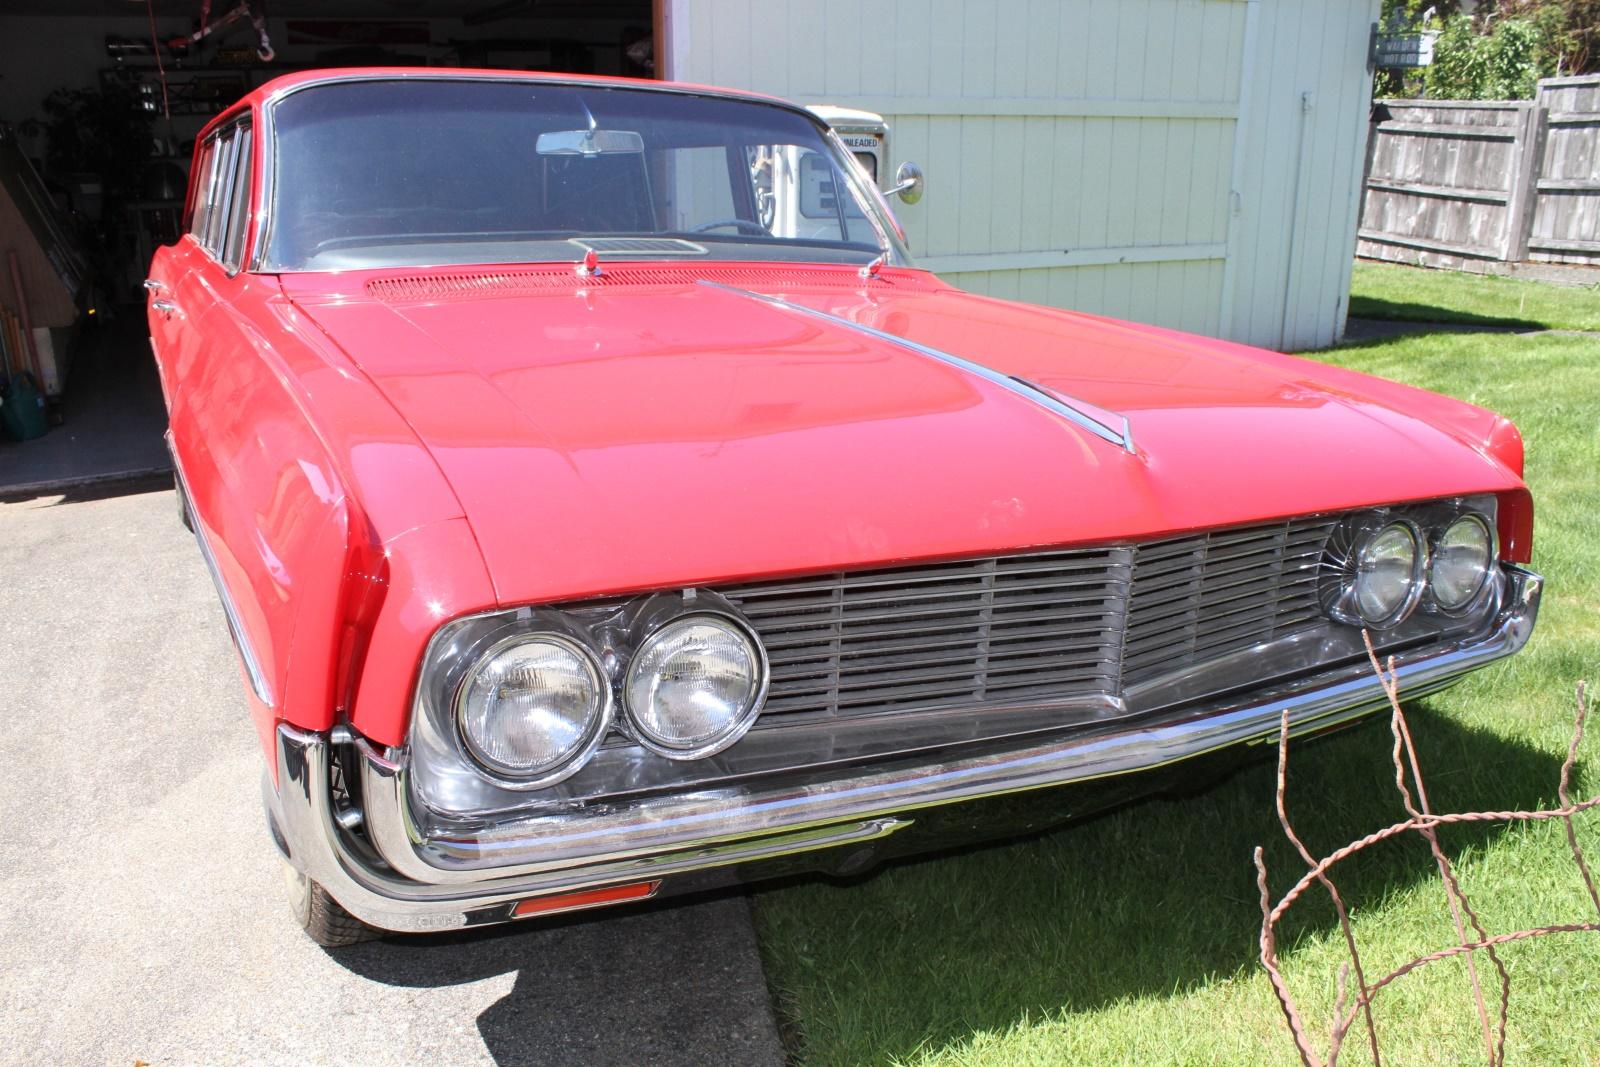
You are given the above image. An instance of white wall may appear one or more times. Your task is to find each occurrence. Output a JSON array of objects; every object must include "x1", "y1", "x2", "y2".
[
  {"x1": 1226, "y1": 0, "x2": 1379, "y2": 350},
  {"x1": 666, "y1": 0, "x2": 1379, "y2": 351}
]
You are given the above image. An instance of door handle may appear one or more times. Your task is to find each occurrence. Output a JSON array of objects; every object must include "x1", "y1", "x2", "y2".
[
  {"x1": 152, "y1": 298, "x2": 181, "y2": 316},
  {"x1": 143, "y1": 278, "x2": 165, "y2": 292}
]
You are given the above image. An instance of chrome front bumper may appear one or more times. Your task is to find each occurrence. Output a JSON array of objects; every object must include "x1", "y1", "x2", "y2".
[{"x1": 270, "y1": 565, "x2": 1542, "y2": 933}]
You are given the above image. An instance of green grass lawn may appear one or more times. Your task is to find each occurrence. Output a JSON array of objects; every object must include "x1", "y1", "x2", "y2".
[
  {"x1": 754, "y1": 294, "x2": 1600, "y2": 1064},
  {"x1": 1350, "y1": 261, "x2": 1600, "y2": 332}
]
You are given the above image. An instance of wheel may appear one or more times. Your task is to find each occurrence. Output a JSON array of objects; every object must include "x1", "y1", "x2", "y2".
[
  {"x1": 283, "y1": 860, "x2": 382, "y2": 947},
  {"x1": 175, "y1": 473, "x2": 193, "y2": 532}
]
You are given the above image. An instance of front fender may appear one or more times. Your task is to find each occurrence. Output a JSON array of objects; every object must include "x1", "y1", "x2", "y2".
[{"x1": 347, "y1": 517, "x2": 497, "y2": 748}]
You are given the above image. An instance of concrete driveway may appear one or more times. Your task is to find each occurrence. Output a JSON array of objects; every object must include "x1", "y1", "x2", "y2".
[{"x1": 0, "y1": 481, "x2": 784, "y2": 1067}]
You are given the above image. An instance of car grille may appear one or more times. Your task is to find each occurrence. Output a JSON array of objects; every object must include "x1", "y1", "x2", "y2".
[
  {"x1": 723, "y1": 548, "x2": 1130, "y2": 723},
  {"x1": 1121, "y1": 517, "x2": 1338, "y2": 688},
  {"x1": 719, "y1": 516, "x2": 1336, "y2": 725}
]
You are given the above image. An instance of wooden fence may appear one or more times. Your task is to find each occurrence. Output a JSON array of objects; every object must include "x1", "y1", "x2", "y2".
[{"x1": 1357, "y1": 75, "x2": 1600, "y2": 269}]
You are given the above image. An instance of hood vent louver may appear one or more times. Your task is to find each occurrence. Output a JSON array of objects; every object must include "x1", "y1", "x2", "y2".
[{"x1": 365, "y1": 263, "x2": 940, "y2": 303}]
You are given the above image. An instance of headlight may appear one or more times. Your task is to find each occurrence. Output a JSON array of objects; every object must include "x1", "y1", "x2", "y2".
[
  {"x1": 456, "y1": 633, "x2": 610, "y2": 783},
  {"x1": 1431, "y1": 514, "x2": 1494, "y2": 611},
  {"x1": 623, "y1": 613, "x2": 767, "y2": 759},
  {"x1": 1353, "y1": 521, "x2": 1422, "y2": 626}
]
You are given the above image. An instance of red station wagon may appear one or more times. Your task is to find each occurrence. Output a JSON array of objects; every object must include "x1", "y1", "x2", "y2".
[{"x1": 147, "y1": 69, "x2": 1541, "y2": 945}]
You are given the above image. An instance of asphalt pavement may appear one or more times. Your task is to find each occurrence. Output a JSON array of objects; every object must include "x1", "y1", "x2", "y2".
[{"x1": 0, "y1": 480, "x2": 785, "y2": 1067}]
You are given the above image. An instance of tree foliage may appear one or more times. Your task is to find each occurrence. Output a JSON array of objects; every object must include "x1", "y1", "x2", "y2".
[
  {"x1": 1377, "y1": 0, "x2": 1598, "y2": 99},
  {"x1": 1425, "y1": 14, "x2": 1545, "y2": 98}
]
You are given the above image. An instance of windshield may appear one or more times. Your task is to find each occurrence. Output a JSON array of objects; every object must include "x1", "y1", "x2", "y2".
[{"x1": 262, "y1": 79, "x2": 910, "y2": 272}]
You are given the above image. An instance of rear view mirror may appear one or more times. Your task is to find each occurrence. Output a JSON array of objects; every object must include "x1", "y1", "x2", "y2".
[
  {"x1": 889, "y1": 161, "x2": 924, "y2": 205},
  {"x1": 536, "y1": 129, "x2": 645, "y2": 157}
]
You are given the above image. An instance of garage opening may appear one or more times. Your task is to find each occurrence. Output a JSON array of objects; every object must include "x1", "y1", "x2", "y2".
[{"x1": 0, "y1": 0, "x2": 655, "y2": 488}]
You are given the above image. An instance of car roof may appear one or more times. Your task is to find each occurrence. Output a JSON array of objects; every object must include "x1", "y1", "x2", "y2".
[{"x1": 200, "y1": 67, "x2": 801, "y2": 141}]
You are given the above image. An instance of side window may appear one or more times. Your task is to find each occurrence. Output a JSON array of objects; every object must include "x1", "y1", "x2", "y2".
[
  {"x1": 188, "y1": 138, "x2": 220, "y2": 243},
  {"x1": 221, "y1": 128, "x2": 253, "y2": 272},
  {"x1": 204, "y1": 128, "x2": 239, "y2": 255}
]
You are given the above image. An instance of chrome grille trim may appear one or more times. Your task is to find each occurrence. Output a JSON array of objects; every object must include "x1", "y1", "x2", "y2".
[
  {"x1": 720, "y1": 548, "x2": 1131, "y2": 724},
  {"x1": 712, "y1": 517, "x2": 1338, "y2": 727},
  {"x1": 1120, "y1": 517, "x2": 1338, "y2": 689}
]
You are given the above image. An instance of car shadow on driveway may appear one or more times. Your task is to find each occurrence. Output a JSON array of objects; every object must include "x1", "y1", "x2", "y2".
[
  {"x1": 327, "y1": 889, "x2": 784, "y2": 1067},
  {"x1": 746, "y1": 703, "x2": 1590, "y2": 1063}
]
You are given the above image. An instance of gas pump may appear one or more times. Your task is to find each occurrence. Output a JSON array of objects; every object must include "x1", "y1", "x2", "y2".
[{"x1": 746, "y1": 106, "x2": 924, "y2": 248}]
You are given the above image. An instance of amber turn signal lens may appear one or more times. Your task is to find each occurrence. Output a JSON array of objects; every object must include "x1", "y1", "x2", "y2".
[{"x1": 511, "y1": 880, "x2": 661, "y2": 919}]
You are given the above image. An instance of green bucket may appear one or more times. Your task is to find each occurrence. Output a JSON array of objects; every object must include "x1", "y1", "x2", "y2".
[{"x1": 1, "y1": 372, "x2": 48, "y2": 442}]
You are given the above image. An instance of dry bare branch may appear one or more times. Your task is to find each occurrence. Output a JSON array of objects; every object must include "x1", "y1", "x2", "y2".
[{"x1": 1256, "y1": 647, "x2": 1596, "y2": 1067}]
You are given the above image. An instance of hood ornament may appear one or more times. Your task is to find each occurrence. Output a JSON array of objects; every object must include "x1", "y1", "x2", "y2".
[
  {"x1": 576, "y1": 247, "x2": 603, "y2": 279},
  {"x1": 697, "y1": 281, "x2": 1137, "y2": 455}
]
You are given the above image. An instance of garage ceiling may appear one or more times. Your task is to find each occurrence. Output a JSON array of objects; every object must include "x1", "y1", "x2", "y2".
[{"x1": 0, "y1": 1, "x2": 641, "y2": 16}]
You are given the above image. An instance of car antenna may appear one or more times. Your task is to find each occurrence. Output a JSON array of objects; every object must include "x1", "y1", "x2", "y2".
[
  {"x1": 577, "y1": 246, "x2": 602, "y2": 278},
  {"x1": 859, "y1": 250, "x2": 886, "y2": 282}
]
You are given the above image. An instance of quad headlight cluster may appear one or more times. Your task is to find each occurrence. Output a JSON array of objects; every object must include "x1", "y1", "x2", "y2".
[
  {"x1": 1323, "y1": 503, "x2": 1500, "y2": 630},
  {"x1": 440, "y1": 591, "x2": 769, "y2": 788}
]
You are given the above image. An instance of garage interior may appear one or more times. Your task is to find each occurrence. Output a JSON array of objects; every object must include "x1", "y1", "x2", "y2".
[{"x1": 0, "y1": 0, "x2": 655, "y2": 491}]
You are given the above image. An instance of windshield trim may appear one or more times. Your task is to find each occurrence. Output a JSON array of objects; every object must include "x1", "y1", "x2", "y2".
[{"x1": 250, "y1": 72, "x2": 912, "y2": 274}]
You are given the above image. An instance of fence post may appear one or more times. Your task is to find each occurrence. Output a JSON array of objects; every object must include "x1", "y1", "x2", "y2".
[{"x1": 1504, "y1": 102, "x2": 1550, "y2": 263}]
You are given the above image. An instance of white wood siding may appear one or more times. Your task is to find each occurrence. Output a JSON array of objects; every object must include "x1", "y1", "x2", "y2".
[
  {"x1": 665, "y1": 0, "x2": 1378, "y2": 351},
  {"x1": 1225, "y1": 0, "x2": 1380, "y2": 349}
]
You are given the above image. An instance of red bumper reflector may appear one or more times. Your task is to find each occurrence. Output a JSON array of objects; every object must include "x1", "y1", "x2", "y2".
[{"x1": 511, "y1": 880, "x2": 662, "y2": 919}]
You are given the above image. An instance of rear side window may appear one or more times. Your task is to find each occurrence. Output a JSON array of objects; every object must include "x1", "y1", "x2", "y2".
[
  {"x1": 221, "y1": 129, "x2": 253, "y2": 271},
  {"x1": 203, "y1": 128, "x2": 238, "y2": 254},
  {"x1": 187, "y1": 122, "x2": 253, "y2": 269},
  {"x1": 188, "y1": 138, "x2": 220, "y2": 243}
]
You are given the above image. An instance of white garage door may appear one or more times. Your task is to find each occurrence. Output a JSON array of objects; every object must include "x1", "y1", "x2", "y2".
[{"x1": 664, "y1": 0, "x2": 1379, "y2": 351}]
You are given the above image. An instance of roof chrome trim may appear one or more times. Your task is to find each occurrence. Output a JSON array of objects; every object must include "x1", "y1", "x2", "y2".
[
  {"x1": 697, "y1": 281, "x2": 1137, "y2": 453},
  {"x1": 256, "y1": 69, "x2": 810, "y2": 117}
]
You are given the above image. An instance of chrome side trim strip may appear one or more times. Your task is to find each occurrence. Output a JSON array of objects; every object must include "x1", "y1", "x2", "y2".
[
  {"x1": 279, "y1": 568, "x2": 1541, "y2": 929},
  {"x1": 698, "y1": 280, "x2": 1136, "y2": 453},
  {"x1": 166, "y1": 433, "x2": 275, "y2": 707}
]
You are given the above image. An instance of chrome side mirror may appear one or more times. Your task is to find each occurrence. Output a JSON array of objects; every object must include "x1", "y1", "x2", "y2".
[{"x1": 888, "y1": 161, "x2": 924, "y2": 205}]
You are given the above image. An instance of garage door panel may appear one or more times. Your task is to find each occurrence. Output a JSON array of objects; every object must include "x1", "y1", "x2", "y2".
[{"x1": 669, "y1": 0, "x2": 1375, "y2": 347}]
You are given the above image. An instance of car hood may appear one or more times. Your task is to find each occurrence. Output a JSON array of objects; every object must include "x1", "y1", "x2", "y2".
[{"x1": 282, "y1": 265, "x2": 1523, "y2": 605}]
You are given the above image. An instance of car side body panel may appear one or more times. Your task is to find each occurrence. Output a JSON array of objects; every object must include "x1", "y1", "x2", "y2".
[{"x1": 151, "y1": 165, "x2": 488, "y2": 758}]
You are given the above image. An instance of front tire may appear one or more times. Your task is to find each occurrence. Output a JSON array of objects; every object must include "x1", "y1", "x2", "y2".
[{"x1": 283, "y1": 861, "x2": 381, "y2": 947}]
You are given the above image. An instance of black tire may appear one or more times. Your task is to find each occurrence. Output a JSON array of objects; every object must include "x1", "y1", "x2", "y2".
[
  {"x1": 175, "y1": 473, "x2": 193, "y2": 532},
  {"x1": 283, "y1": 861, "x2": 382, "y2": 947}
]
